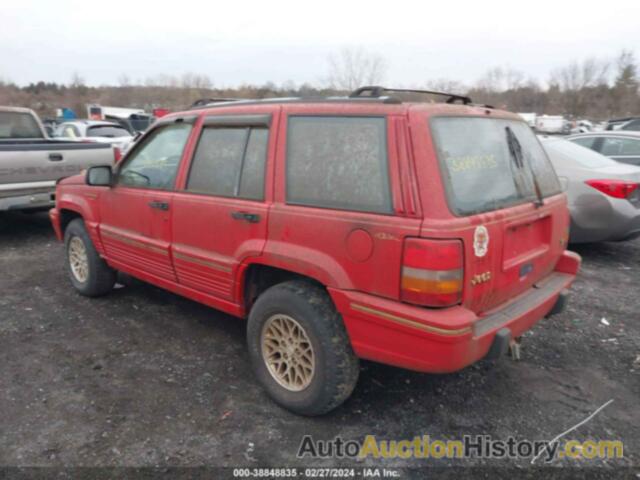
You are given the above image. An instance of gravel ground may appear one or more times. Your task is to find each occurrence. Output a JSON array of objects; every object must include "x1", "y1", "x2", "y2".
[{"x1": 0, "y1": 212, "x2": 638, "y2": 477}]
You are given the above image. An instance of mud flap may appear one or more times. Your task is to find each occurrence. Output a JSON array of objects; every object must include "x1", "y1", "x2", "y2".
[
  {"x1": 485, "y1": 328, "x2": 511, "y2": 360},
  {"x1": 546, "y1": 290, "x2": 568, "y2": 318}
]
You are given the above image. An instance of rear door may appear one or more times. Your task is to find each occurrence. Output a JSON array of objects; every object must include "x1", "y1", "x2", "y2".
[
  {"x1": 267, "y1": 107, "x2": 421, "y2": 300},
  {"x1": 99, "y1": 118, "x2": 195, "y2": 282},
  {"x1": 171, "y1": 110, "x2": 276, "y2": 301},
  {"x1": 422, "y1": 115, "x2": 567, "y2": 314}
]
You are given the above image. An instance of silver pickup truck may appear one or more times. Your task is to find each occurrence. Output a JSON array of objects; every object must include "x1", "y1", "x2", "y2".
[{"x1": 0, "y1": 106, "x2": 116, "y2": 212}]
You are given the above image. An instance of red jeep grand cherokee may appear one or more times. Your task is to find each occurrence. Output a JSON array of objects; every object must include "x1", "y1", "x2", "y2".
[{"x1": 50, "y1": 87, "x2": 581, "y2": 415}]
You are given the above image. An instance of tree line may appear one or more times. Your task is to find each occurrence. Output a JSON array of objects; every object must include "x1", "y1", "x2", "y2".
[{"x1": 0, "y1": 48, "x2": 638, "y2": 121}]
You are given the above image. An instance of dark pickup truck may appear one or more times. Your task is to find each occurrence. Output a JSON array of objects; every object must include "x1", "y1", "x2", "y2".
[{"x1": 0, "y1": 106, "x2": 117, "y2": 212}]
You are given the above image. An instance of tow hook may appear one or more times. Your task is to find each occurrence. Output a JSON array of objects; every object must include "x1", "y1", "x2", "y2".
[{"x1": 509, "y1": 337, "x2": 522, "y2": 361}]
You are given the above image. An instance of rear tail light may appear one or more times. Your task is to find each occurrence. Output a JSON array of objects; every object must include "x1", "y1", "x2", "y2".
[
  {"x1": 585, "y1": 179, "x2": 638, "y2": 199},
  {"x1": 401, "y1": 238, "x2": 464, "y2": 307},
  {"x1": 113, "y1": 146, "x2": 123, "y2": 163}
]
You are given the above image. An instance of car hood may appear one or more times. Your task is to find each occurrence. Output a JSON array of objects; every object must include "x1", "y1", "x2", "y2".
[{"x1": 58, "y1": 173, "x2": 85, "y2": 186}]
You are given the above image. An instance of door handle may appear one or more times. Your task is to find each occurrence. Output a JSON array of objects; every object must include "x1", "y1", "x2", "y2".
[
  {"x1": 48, "y1": 153, "x2": 63, "y2": 161},
  {"x1": 231, "y1": 211, "x2": 260, "y2": 223},
  {"x1": 148, "y1": 200, "x2": 170, "y2": 211}
]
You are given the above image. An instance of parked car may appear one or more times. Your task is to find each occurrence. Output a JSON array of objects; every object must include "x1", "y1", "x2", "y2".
[
  {"x1": 0, "y1": 106, "x2": 118, "y2": 212},
  {"x1": 54, "y1": 120, "x2": 133, "y2": 152},
  {"x1": 535, "y1": 115, "x2": 568, "y2": 134},
  {"x1": 566, "y1": 131, "x2": 640, "y2": 167},
  {"x1": 605, "y1": 117, "x2": 640, "y2": 131},
  {"x1": 87, "y1": 105, "x2": 154, "y2": 134},
  {"x1": 49, "y1": 87, "x2": 580, "y2": 415},
  {"x1": 541, "y1": 136, "x2": 640, "y2": 243}
]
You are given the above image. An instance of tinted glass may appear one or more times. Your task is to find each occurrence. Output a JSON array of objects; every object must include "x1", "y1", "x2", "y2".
[
  {"x1": 286, "y1": 116, "x2": 391, "y2": 213},
  {"x1": 118, "y1": 123, "x2": 192, "y2": 189},
  {"x1": 87, "y1": 125, "x2": 131, "y2": 138},
  {"x1": 187, "y1": 128, "x2": 247, "y2": 197},
  {"x1": 239, "y1": 129, "x2": 268, "y2": 200},
  {"x1": 0, "y1": 112, "x2": 43, "y2": 139},
  {"x1": 431, "y1": 117, "x2": 561, "y2": 216},
  {"x1": 601, "y1": 137, "x2": 640, "y2": 156}
]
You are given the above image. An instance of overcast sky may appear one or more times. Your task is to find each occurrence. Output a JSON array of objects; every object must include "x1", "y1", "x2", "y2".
[{"x1": 1, "y1": 0, "x2": 639, "y2": 87}]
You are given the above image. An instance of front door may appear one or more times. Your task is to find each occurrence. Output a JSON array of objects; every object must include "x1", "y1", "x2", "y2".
[
  {"x1": 99, "y1": 120, "x2": 194, "y2": 283},
  {"x1": 171, "y1": 110, "x2": 276, "y2": 301}
]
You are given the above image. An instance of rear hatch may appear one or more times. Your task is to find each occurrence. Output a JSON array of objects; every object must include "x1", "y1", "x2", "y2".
[{"x1": 428, "y1": 116, "x2": 568, "y2": 314}]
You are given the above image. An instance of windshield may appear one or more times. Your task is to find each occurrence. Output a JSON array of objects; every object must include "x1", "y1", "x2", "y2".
[
  {"x1": 0, "y1": 112, "x2": 44, "y2": 139},
  {"x1": 542, "y1": 138, "x2": 617, "y2": 169},
  {"x1": 431, "y1": 117, "x2": 561, "y2": 215},
  {"x1": 87, "y1": 125, "x2": 131, "y2": 138}
]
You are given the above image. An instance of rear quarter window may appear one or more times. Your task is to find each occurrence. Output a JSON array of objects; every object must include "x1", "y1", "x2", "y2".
[{"x1": 286, "y1": 116, "x2": 392, "y2": 214}]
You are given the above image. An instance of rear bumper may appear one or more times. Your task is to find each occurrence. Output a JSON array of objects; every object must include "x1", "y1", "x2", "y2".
[
  {"x1": 569, "y1": 197, "x2": 640, "y2": 243},
  {"x1": 0, "y1": 191, "x2": 55, "y2": 212},
  {"x1": 329, "y1": 251, "x2": 580, "y2": 374}
]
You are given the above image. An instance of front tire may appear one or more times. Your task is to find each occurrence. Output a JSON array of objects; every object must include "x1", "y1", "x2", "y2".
[
  {"x1": 247, "y1": 280, "x2": 359, "y2": 416},
  {"x1": 64, "y1": 218, "x2": 116, "y2": 297}
]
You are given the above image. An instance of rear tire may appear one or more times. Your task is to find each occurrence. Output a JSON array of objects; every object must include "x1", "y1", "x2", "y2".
[
  {"x1": 247, "y1": 280, "x2": 359, "y2": 416},
  {"x1": 64, "y1": 218, "x2": 116, "y2": 297}
]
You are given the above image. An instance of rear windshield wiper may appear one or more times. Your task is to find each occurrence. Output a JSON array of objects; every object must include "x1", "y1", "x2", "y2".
[{"x1": 505, "y1": 127, "x2": 544, "y2": 208}]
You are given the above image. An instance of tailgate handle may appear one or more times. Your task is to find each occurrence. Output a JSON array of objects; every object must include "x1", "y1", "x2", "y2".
[
  {"x1": 148, "y1": 200, "x2": 169, "y2": 211},
  {"x1": 48, "y1": 153, "x2": 63, "y2": 161},
  {"x1": 231, "y1": 211, "x2": 260, "y2": 223}
]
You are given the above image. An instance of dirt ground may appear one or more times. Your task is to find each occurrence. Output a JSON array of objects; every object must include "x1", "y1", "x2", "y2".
[{"x1": 0, "y1": 212, "x2": 638, "y2": 477}]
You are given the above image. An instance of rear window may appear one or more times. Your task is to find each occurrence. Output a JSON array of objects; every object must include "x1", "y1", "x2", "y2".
[
  {"x1": 87, "y1": 125, "x2": 131, "y2": 138},
  {"x1": 543, "y1": 138, "x2": 617, "y2": 168},
  {"x1": 570, "y1": 136, "x2": 596, "y2": 150},
  {"x1": 431, "y1": 117, "x2": 561, "y2": 215},
  {"x1": 0, "y1": 112, "x2": 43, "y2": 139},
  {"x1": 286, "y1": 116, "x2": 392, "y2": 214}
]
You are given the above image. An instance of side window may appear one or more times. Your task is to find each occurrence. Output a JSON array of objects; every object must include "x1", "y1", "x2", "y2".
[
  {"x1": 286, "y1": 116, "x2": 391, "y2": 213},
  {"x1": 600, "y1": 137, "x2": 640, "y2": 156},
  {"x1": 117, "y1": 123, "x2": 192, "y2": 189},
  {"x1": 623, "y1": 120, "x2": 640, "y2": 131},
  {"x1": 620, "y1": 138, "x2": 640, "y2": 155},
  {"x1": 186, "y1": 127, "x2": 268, "y2": 200},
  {"x1": 601, "y1": 138, "x2": 624, "y2": 156}
]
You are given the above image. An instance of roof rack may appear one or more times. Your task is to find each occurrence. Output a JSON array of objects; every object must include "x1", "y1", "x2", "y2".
[
  {"x1": 349, "y1": 86, "x2": 473, "y2": 105},
  {"x1": 190, "y1": 98, "x2": 244, "y2": 108}
]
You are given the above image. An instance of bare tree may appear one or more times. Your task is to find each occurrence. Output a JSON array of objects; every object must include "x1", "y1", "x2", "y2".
[
  {"x1": 476, "y1": 66, "x2": 525, "y2": 92},
  {"x1": 326, "y1": 47, "x2": 387, "y2": 91},
  {"x1": 549, "y1": 57, "x2": 610, "y2": 116},
  {"x1": 613, "y1": 49, "x2": 639, "y2": 115}
]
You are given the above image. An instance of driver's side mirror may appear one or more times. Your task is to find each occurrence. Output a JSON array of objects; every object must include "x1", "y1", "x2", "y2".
[{"x1": 86, "y1": 165, "x2": 113, "y2": 186}]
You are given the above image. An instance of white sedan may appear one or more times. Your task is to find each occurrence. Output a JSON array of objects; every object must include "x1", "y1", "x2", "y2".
[{"x1": 55, "y1": 120, "x2": 134, "y2": 152}]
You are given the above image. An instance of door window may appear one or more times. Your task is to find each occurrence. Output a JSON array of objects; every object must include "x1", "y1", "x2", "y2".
[
  {"x1": 117, "y1": 123, "x2": 192, "y2": 189},
  {"x1": 186, "y1": 127, "x2": 268, "y2": 200},
  {"x1": 286, "y1": 116, "x2": 391, "y2": 213}
]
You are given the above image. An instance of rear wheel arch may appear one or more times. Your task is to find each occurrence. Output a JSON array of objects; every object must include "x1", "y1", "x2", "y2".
[{"x1": 241, "y1": 263, "x2": 326, "y2": 313}]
